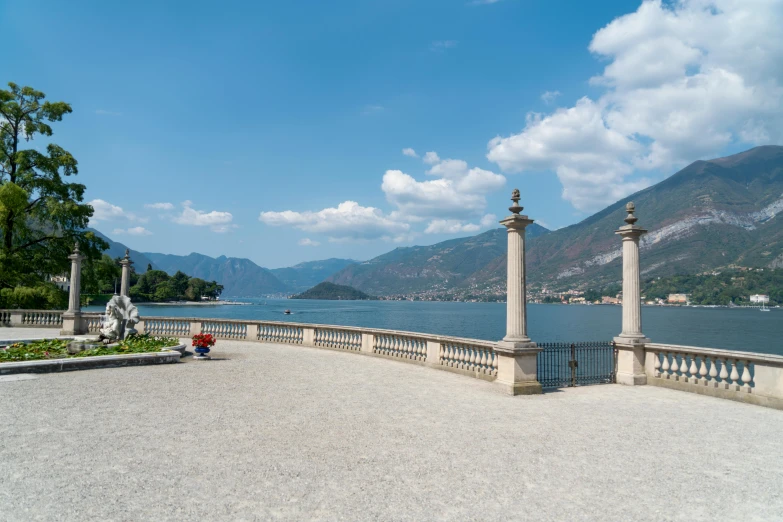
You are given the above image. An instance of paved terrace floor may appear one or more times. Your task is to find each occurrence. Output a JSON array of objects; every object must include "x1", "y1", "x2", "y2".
[{"x1": 2, "y1": 332, "x2": 783, "y2": 521}]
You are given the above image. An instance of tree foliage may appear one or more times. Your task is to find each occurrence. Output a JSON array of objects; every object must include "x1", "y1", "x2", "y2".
[
  {"x1": 0, "y1": 82, "x2": 106, "y2": 294},
  {"x1": 129, "y1": 270, "x2": 223, "y2": 302}
]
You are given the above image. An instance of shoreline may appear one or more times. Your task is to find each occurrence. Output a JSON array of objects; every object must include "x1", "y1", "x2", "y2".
[{"x1": 138, "y1": 301, "x2": 252, "y2": 306}]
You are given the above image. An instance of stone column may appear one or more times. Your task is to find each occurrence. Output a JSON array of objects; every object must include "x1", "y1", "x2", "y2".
[
  {"x1": 61, "y1": 243, "x2": 87, "y2": 335},
  {"x1": 614, "y1": 202, "x2": 650, "y2": 385},
  {"x1": 119, "y1": 249, "x2": 133, "y2": 297},
  {"x1": 495, "y1": 189, "x2": 542, "y2": 395}
]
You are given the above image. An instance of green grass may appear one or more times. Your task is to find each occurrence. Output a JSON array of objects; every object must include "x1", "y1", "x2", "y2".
[{"x1": 0, "y1": 334, "x2": 181, "y2": 362}]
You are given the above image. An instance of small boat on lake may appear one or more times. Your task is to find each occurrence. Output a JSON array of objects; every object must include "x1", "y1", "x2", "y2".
[{"x1": 284, "y1": 309, "x2": 292, "y2": 315}]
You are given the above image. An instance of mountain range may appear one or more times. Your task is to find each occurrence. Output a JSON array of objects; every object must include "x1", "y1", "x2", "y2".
[
  {"x1": 328, "y1": 146, "x2": 783, "y2": 296},
  {"x1": 91, "y1": 232, "x2": 358, "y2": 297},
  {"x1": 94, "y1": 145, "x2": 783, "y2": 299}
]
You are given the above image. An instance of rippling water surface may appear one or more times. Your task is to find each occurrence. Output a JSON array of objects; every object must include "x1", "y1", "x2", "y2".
[{"x1": 86, "y1": 299, "x2": 783, "y2": 355}]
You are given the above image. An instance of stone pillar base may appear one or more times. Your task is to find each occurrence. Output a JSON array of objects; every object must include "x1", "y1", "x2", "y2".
[
  {"x1": 495, "y1": 341, "x2": 543, "y2": 396},
  {"x1": 61, "y1": 312, "x2": 87, "y2": 336},
  {"x1": 614, "y1": 336, "x2": 649, "y2": 386},
  {"x1": 497, "y1": 380, "x2": 543, "y2": 395}
]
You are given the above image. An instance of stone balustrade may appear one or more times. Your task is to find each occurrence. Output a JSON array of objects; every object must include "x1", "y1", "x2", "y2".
[
  {"x1": 0, "y1": 311, "x2": 500, "y2": 383},
  {"x1": 315, "y1": 327, "x2": 362, "y2": 351},
  {"x1": 645, "y1": 343, "x2": 783, "y2": 409},
  {"x1": 440, "y1": 340, "x2": 498, "y2": 378},
  {"x1": 4, "y1": 310, "x2": 783, "y2": 408},
  {"x1": 0, "y1": 310, "x2": 64, "y2": 328}
]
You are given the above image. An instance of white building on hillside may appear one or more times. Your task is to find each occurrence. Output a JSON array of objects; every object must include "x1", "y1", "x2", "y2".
[
  {"x1": 49, "y1": 274, "x2": 70, "y2": 292},
  {"x1": 750, "y1": 294, "x2": 769, "y2": 304}
]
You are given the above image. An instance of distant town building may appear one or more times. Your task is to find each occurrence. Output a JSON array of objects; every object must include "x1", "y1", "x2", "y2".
[
  {"x1": 49, "y1": 274, "x2": 70, "y2": 292},
  {"x1": 667, "y1": 293, "x2": 689, "y2": 304},
  {"x1": 750, "y1": 294, "x2": 770, "y2": 304},
  {"x1": 602, "y1": 296, "x2": 621, "y2": 305}
]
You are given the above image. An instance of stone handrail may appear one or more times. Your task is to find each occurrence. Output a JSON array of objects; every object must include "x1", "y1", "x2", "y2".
[
  {"x1": 78, "y1": 313, "x2": 499, "y2": 380},
  {"x1": 645, "y1": 342, "x2": 783, "y2": 409},
  {"x1": 0, "y1": 310, "x2": 64, "y2": 327}
]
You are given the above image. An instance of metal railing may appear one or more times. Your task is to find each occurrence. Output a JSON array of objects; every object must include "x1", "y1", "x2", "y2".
[{"x1": 537, "y1": 341, "x2": 616, "y2": 388}]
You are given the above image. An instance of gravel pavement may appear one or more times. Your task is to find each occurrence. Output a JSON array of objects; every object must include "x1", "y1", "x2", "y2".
[{"x1": 2, "y1": 338, "x2": 783, "y2": 521}]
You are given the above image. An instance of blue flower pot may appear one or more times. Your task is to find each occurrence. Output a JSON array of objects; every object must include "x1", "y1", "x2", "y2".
[{"x1": 194, "y1": 346, "x2": 211, "y2": 359}]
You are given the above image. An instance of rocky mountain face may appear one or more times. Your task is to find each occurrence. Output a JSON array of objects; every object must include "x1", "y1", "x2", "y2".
[
  {"x1": 270, "y1": 259, "x2": 358, "y2": 293},
  {"x1": 143, "y1": 252, "x2": 288, "y2": 297},
  {"x1": 328, "y1": 146, "x2": 783, "y2": 296},
  {"x1": 327, "y1": 224, "x2": 550, "y2": 295},
  {"x1": 520, "y1": 145, "x2": 783, "y2": 289}
]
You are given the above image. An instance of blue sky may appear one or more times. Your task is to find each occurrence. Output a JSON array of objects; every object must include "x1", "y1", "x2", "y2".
[{"x1": 2, "y1": 0, "x2": 781, "y2": 268}]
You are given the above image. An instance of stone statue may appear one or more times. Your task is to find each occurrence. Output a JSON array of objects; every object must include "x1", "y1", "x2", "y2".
[
  {"x1": 98, "y1": 295, "x2": 140, "y2": 344},
  {"x1": 509, "y1": 188, "x2": 523, "y2": 214}
]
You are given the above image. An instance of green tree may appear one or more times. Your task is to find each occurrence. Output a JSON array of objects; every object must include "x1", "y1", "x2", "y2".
[
  {"x1": 82, "y1": 254, "x2": 121, "y2": 294},
  {"x1": 153, "y1": 281, "x2": 177, "y2": 302},
  {"x1": 0, "y1": 82, "x2": 105, "y2": 292},
  {"x1": 185, "y1": 277, "x2": 208, "y2": 300},
  {"x1": 170, "y1": 271, "x2": 190, "y2": 296}
]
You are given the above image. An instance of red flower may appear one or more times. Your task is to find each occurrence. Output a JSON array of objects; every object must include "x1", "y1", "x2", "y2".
[{"x1": 191, "y1": 333, "x2": 216, "y2": 348}]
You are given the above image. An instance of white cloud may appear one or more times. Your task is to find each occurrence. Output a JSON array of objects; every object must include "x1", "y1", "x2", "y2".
[
  {"x1": 260, "y1": 150, "x2": 506, "y2": 242},
  {"x1": 173, "y1": 201, "x2": 234, "y2": 233},
  {"x1": 402, "y1": 148, "x2": 419, "y2": 158},
  {"x1": 424, "y1": 220, "x2": 480, "y2": 234},
  {"x1": 382, "y1": 151, "x2": 506, "y2": 222},
  {"x1": 430, "y1": 40, "x2": 458, "y2": 52},
  {"x1": 298, "y1": 238, "x2": 321, "y2": 246},
  {"x1": 113, "y1": 226, "x2": 152, "y2": 236},
  {"x1": 210, "y1": 224, "x2": 239, "y2": 234},
  {"x1": 423, "y1": 151, "x2": 441, "y2": 165},
  {"x1": 145, "y1": 202, "x2": 174, "y2": 210},
  {"x1": 424, "y1": 213, "x2": 498, "y2": 235},
  {"x1": 88, "y1": 199, "x2": 145, "y2": 224},
  {"x1": 479, "y1": 214, "x2": 498, "y2": 227},
  {"x1": 541, "y1": 90, "x2": 561, "y2": 104},
  {"x1": 260, "y1": 201, "x2": 410, "y2": 242},
  {"x1": 487, "y1": 0, "x2": 783, "y2": 212}
]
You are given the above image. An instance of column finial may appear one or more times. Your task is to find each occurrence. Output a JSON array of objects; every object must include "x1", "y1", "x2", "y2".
[
  {"x1": 624, "y1": 202, "x2": 638, "y2": 225},
  {"x1": 73, "y1": 242, "x2": 80, "y2": 254},
  {"x1": 124, "y1": 248, "x2": 130, "y2": 259},
  {"x1": 509, "y1": 188, "x2": 522, "y2": 214}
]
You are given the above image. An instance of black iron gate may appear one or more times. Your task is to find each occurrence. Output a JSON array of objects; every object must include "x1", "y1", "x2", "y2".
[{"x1": 536, "y1": 341, "x2": 616, "y2": 388}]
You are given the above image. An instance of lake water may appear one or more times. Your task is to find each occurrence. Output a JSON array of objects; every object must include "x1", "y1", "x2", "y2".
[{"x1": 86, "y1": 299, "x2": 783, "y2": 356}]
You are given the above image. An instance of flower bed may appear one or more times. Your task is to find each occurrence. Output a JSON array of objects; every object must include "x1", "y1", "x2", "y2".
[{"x1": 0, "y1": 334, "x2": 181, "y2": 362}]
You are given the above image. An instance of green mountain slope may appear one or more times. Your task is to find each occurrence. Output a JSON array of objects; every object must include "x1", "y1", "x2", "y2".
[
  {"x1": 291, "y1": 282, "x2": 375, "y2": 300},
  {"x1": 328, "y1": 146, "x2": 783, "y2": 297},
  {"x1": 518, "y1": 145, "x2": 783, "y2": 289},
  {"x1": 89, "y1": 229, "x2": 157, "y2": 273},
  {"x1": 143, "y1": 252, "x2": 288, "y2": 297},
  {"x1": 271, "y1": 258, "x2": 358, "y2": 292},
  {"x1": 327, "y1": 224, "x2": 549, "y2": 295}
]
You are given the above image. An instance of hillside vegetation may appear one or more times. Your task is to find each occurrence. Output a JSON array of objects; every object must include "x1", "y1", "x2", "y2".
[{"x1": 291, "y1": 282, "x2": 376, "y2": 301}]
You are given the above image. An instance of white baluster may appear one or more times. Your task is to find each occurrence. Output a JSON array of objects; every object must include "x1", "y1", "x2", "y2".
[
  {"x1": 719, "y1": 358, "x2": 729, "y2": 389},
  {"x1": 730, "y1": 360, "x2": 740, "y2": 390},
  {"x1": 689, "y1": 356, "x2": 698, "y2": 384},
  {"x1": 698, "y1": 357, "x2": 708, "y2": 385},
  {"x1": 661, "y1": 352, "x2": 670, "y2": 379},
  {"x1": 708, "y1": 356, "x2": 718, "y2": 387},
  {"x1": 741, "y1": 361, "x2": 752, "y2": 392},
  {"x1": 670, "y1": 353, "x2": 679, "y2": 379}
]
